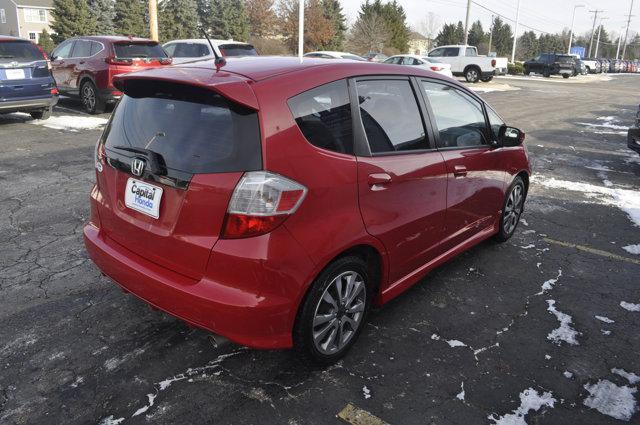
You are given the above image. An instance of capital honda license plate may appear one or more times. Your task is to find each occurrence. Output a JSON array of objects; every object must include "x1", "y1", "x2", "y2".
[{"x1": 124, "y1": 178, "x2": 163, "y2": 219}]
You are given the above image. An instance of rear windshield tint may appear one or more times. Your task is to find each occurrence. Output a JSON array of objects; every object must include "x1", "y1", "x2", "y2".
[
  {"x1": 557, "y1": 56, "x2": 574, "y2": 63},
  {"x1": 0, "y1": 41, "x2": 44, "y2": 63},
  {"x1": 114, "y1": 42, "x2": 167, "y2": 59},
  {"x1": 104, "y1": 81, "x2": 261, "y2": 174},
  {"x1": 171, "y1": 43, "x2": 210, "y2": 58},
  {"x1": 218, "y1": 44, "x2": 258, "y2": 57}
]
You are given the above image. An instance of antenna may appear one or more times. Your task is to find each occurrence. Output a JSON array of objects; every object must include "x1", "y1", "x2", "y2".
[{"x1": 199, "y1": 26, "x2": 226, "y2": 69}]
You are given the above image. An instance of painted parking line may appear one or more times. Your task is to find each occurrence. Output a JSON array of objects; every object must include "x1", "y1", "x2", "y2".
[
  {"x1": 544, "y1": 238, "x2": 640, "y2": 266},
  {"x1": 337, "y1": 403, "x2": 390, "y2": 425}
]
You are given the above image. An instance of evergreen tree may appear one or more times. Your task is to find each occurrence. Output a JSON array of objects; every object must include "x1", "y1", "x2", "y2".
[
  {"x1": 38, "y1": 29, "x2": 56, "y2": 53},
  {"x1": 160, "y1": 0, "x2": 199, "y2": 41},
  {"x1": 199, "y1": 0, "x2": 249, "y2": 41},
  {"x1": 320, "y1": 0, "x2": 347, "y2": 51},
  {"x1": 454, "y1": 21, "x2": 464, "y2": 44},
  {"x1": 51, "y1": 0, "x2": 94, "y2": 43},
  {"x1": 467, "y1": 20, "x2": 485, "y2": 48},
  {"x1": 491, "y1": 17, "x2": 513, "y2": 57},
  {"x1": 380, "y1": 0, "x2": 410, "y2": 52},
  {"x1": 246, "y1": 0, "x2": 277, "y2": 37},
  {"x1": 114, "y1": 0, "x2": 148, "y2": 38},
  {"x1": 517, "y1": 30, "x2": 538, "y2": 60},
  {"x1": 89, "y1": 0, "x2": 115, "y2": 34},
  {"x1": 434, "y1": 23, "x2": 458, "y2": 46}
]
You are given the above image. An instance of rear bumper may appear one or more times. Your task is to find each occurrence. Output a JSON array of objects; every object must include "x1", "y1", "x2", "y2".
[
  {"x1": 629, "y1": 128, "x2": 640, "y2": 155},
  {"x1": 0, "y1": 95, "x2": 58, "y2": 113},
  {"x1": 83, "y1": 221, "x2": 315, "y2": 349},
  {"x1": 493, "y1": 67, "x2": 507, "y2": 76},
  {"x1": 99, "y1": 88, "x2": 122, "y2": 104}
]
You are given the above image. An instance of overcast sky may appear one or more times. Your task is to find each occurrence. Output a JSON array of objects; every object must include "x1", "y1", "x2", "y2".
[{"x1": 339, "y1": 0, "x2": 638, "y2": 38}]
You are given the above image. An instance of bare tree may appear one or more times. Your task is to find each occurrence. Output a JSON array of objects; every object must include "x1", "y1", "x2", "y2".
[
  {"x1": 420, "y1": 12, "x2": 440, "y2": 51},
  {"x1": 346, "y1": 12, "x2": 390, "y2": 54}
]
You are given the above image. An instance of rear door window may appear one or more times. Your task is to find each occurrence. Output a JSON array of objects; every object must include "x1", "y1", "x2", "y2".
[
  {"x1": 356, "y1": 79, "x2": 429, "y2": 153},
  {"x1": 71, "y1": 40, "x2": 91, "y2": 58},
  {"x1": 421, "y1": 81, "x2": 487, "y2": 149},
  {"x1": 114, "y1": 42, "x2": 167, "y2": 59},
  {"x1": 103, "y1": 81, "x2": 261, "y2": 175},
  {"x1": 0, "y1": 40, "x2": 44, "y2": 63},
  {"x1": 288, "y1": 79, "x2": 354, "y2": 155},
  {"x1": 218, "y1": 44, "x2": 257, "y2": 57}
]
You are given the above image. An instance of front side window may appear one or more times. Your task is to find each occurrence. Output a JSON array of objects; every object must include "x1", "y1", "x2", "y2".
[
  {"x1": 443, "y1": 47, "x2": 460, "y2": 57},
  {"x1": 288, "y1": 79, "x2": 354, "y2": 155},
  {"x1": 52, "y1": 41, "x2": 73, "y2": 59},
  {"x1": 421, "y1": 81, "x2": 487, "y2": 149},
  {"x1": 356, "y1": 79, "x2": 428, "y2": 153},
  {"x1": 429, "y1": 48, "x2": 445, "y2": 57}
]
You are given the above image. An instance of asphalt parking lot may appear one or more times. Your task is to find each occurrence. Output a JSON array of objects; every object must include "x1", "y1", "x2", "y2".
[{"x1": 1, "y1": 74, "x2": 639, "y2": 425}]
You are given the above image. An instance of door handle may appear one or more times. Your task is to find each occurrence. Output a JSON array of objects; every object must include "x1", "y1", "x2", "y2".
[
  {"x1": 367, "y1": 173, "x2": 392, "y2": 187},
  {"x1": 453, "y1": 165, "x2": 467, "y2": 177},
  {"x1": 79, "y1": 61, "x2": 85, "y2": 64}
]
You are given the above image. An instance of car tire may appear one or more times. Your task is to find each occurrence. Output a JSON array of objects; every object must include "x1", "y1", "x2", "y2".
[
  {"x1": 543, "y1": 68, "x2": 551, "y2": 78},
  {"x1": 464, "y1": 66, "x2": 481, "y2": 83},
  {"x1": 481, "y1": 76, "x2": 494, "y2": 82},
  {"x1": 563, "y1": 74, "x2": 570, "y2": 79},
  {"x1": 30, "y1": 107, "x2": 52, "y2": 120},
  {"x1": 80, "y1": 80, "x2": 106, "y2": 115},
  {"x1": 495, "y1": 176, "x2": 526, "y2": 243},
  {"x1": 293, "y1": 256, "x2": 373, "y2": 364}
]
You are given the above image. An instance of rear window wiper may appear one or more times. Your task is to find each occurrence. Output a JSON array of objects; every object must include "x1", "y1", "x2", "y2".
[{"x1": 111, "y1": 145, "x2": 167, "y2": 176}]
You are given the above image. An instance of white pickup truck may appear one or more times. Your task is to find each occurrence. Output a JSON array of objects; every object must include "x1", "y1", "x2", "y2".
[{"x1": 427, "y1": 45, "x2": 508, "y2": 83}]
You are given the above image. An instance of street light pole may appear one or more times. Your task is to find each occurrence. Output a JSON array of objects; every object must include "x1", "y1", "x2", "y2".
[
  {"x1": 298, "y1": 0, "x2": 304, "y2": 60},
  {"x1": 149, "y1": 0, "x2": 159, "y2": 42},
  {"x1": 510, "y1": 0, "x2": 521, "y2": 63},
  {"x1": 464, "y1": 0, "x2": 472, "y2": 45},
  {"x1": 594, "y1": 17, "x2": 608, "y2": 58},
  {"x1": 588, "y1": 9, "x2": 604, "y2": 57},
  {"x1": 488, "y1": 15, "x2": 494, "y2": 53},
  {"x1": 621, "y1": 0, "x2": 635, "y2": 60},
  {"x1": 567, "y1": 4, "x2": 585, "y2": 55}
]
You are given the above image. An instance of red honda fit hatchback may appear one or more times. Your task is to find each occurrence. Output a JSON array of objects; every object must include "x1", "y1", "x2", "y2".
[{"x1": 84, "y1": 56, "x2": 531, "y2": 363}]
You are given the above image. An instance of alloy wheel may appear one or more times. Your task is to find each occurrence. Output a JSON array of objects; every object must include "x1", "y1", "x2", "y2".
[
  {"x1": 82, "y1": 84, "x2": 96, "y2": 112},
  {"x1": 312, "y1": 271, "x2": 366, "y2": 355},
  {"x1": 503, "y1": 184, "x2": 523, "y2": 235}
]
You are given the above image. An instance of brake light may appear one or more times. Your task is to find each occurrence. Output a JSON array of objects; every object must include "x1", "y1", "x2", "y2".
[
  {"x1": 50, "y1": 88, "x2": 59, "y2": 95},
  {"x1": 491, "y1": 59, "x2": 497, "y2": 67},
  {"x1": 222, "y1": 171, "x2": 307, "y2": 239},
  {"x1": 430, "y1": 66, "x2": 444, "y2": 71},
  {"x1": 160, "y1": 57, "x2": 172, "y2": 65},
  {"x1": 94, "y1": 140, "x2": 105, "y2": 173},
  {"x1": 106, "y1": 57, "x2": 133, "y2": 65}
]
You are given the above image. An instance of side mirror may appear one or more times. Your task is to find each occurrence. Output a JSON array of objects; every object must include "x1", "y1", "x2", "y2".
[{"x1": 498, "y1": 125, "x2": 525, "y2": 147}]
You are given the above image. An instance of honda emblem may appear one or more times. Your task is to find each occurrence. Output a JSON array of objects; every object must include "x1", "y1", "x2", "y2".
[{"x1": 131, "y1": 158, "x2": 145, "y2": 177}]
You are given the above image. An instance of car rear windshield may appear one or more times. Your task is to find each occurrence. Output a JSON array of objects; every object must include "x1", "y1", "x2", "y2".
[
  {"x1": 557, "y1": 55, "x2": 574, "y2": 63},
  {"x1": 114, "y1": 42, "x2": 167, "y2": 59},
  {"x1": 0, "y1": 41, "x2": 44, "y2": 63},
  {"x1": 218, "y1": 44, "x2": 258, "y2": 57},
  {"x1": 103, "y1": 81, "x2": 261, "y2": 174},
  {"x1": 171, "y1": 43, "x2": 209, "y2": 58}
]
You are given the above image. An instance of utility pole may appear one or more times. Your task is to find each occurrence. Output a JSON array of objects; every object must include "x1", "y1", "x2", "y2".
[
  {"x1": 616, "y1": 28, "x2": 624, "y2": 59},
  {"x1": 488, "y1": 15, "x2": 494, "y2": 53},
  {"x1": 594, "y1": 17, "x2": 608, "y2": 58},
  {"x1": 568, "y1": 4, "x2": 585, "y2": 55},
  {"x1": 621, "y1": 0, "x2": 635, "y2": 60},
  {"x1": 588, "y1": 9, "x2": 604, "y2": 57},
  {"x1": 463, "y1": 0, "x2": 472, "y2": 45},
  {"x1": 298, "y1": 0, "x2": 304, "y2": 60},
  {"x1": 510, "y1": 0, "x2": 521, "y2": 63},
  {"x1": 149, "y1": 0, "x2": 158, "y2": 42}
]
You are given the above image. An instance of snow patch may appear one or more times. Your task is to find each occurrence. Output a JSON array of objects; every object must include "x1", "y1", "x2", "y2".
[
  {"x1": 537, "y1": 270, "x2": 562, "y2": 295},
  {"x1": 488, "y1": 388, "x2": 556, "y2": 425},
  {"x1": 99, "y1": 416, "x2": 124, "y2": 425},
  {"x1": 564, "y1": 371, "x2": 573, "y2": 379},
  {"x1": 546, "y1": 300, "x2": 579, "y2": 345},
  {"x1": 520, "y1": 244, "x2": 536, "y2": 249},
  {"x1": 620, "y1": 301, "x2": 640, "y2": 312},
  {"x1": 29, "y1": 115, "x2": 108, "y2": 132},
  {"x1": 70, "y1": 376, "x2": 84, "y2": 388},
  {"x1": 595, "y1": 316, "x2": 615, "y2": 324},
  {"x1": 431, "y1": 333, "x2": 467, "y2": 348},
  {"x1": 612, "y1": 368, "x2": 640, "y2": 385},
  {"x1": 602, "y1": 329, "x2": 612, "y2": 335},
  {"x1": 133, "y1": 393, "x2": 157, "y2": 417},
  {"x1": 583, "y1": 380, "x2": 637, "y2": 421},
  {"x1": 622, "y1": 244, "x2": 640, "y2": 255},
  {"x1": 363, "y1": 385, "x2": 371, "y2": 399},
  {"x1": 456, "y1": 382, "x2": 465, "y2": 401},
  {"x1": 577, "y1": 116, "x2": 628, "y2": 133}
]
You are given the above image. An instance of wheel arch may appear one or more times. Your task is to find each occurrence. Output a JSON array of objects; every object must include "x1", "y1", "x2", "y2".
[
  {"x1": 463, "y1": 64, "x2": 481, "y2": 75},
  {"x1": 78, "y1": 74, "x2": 96, "y2": 90}
]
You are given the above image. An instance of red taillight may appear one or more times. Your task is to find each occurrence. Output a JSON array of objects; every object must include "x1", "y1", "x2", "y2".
[
  {"x1": 160, "y1": 57, "x2": 172, "y2": 65},
  {"x1": 430, "y1": 66, "x2": 444, "y2": 71},
  {"x1": 221, "y1": 171, "x2": 307, "y2": 239},
  {"x1": 50, "y1": 88, "x2": 59, "y2": 95},
  {"x1": 111, "y1": 91, "x2": 123, "y2": 96},
  {"x1": 94, "y1": 140, "x2": 105, "y2": 173},
  {"x1": 491, "y1": 59, "x2": 497, "y2": 67},
  {"x1": 106, "y1": 57, "x2": 133, "y2": 65}
]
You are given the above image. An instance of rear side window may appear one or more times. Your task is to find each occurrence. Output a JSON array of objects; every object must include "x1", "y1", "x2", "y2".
[
  {"x1": 90, "y1": 41, "x2": 103, "y2": 56},
  {"x1": 171, "y1": 42, "x2": 210, "y2": 58},
  {"x1": 218, "y1": 44, "x2": 257, "y2": 57},
  {"x1": 356, "y1": 79, "x2": 428, "y2": 153},
  {"x1": 288, "y1": 79, "x2": 354, "y2": 155},
  {"x1": 114, "y1": 42, "x2": 167, "y2": 59},
  {"x1": 104, "y1": 81, "x2": 261, "y2": 174},
  {"x1": 421, "y1": 81, "x2": 487, "y2": 149},
  {"x1": 0, "y1": 41, "x2": 44, "y2": 62}
]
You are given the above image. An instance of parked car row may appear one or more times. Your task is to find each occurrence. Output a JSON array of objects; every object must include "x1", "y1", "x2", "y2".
[{"x1": 523, "y1": 53, "x2": 640, "y2": 79}]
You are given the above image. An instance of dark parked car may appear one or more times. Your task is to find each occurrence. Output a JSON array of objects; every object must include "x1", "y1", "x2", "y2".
[
  {"x1": 629, "y1": 104, "x2": 640, "y2": 156},
  {"x1": 0, "y1": 36, "x2": 58, "y2": 120},
  {"x1": 523, "y1": 53, "x2": 575, "y2": 78},
  {"x1": 50, "y1": 36, "x2": 171, "y2": 114},
  {"x1": 84, "y1": 56, "x2": 531, "y2": 363},
  {"x1": 573, "y1": 58, "x2": 587, "y2": 76}
]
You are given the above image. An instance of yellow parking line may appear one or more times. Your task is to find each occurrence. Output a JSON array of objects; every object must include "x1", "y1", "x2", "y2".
[
  {"x1": 337, "y1": 403, "x2": 390, "y2": 425},
  {"x1": 544, "y1": 238, "x2": 640, "y2": 266}
]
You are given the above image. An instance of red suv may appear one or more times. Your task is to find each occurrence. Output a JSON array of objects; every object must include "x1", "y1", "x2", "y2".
[
  {"x1": 84, "y1": 57, "x2": 531, "y2": 363},
  {"x1": 50, "y1": 36, "x2": 171, "y2": 114}
]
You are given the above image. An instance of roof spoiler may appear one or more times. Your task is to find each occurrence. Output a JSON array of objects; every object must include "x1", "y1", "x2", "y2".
[{"x1": 112, "y1": 74, "x2": 259, "y2": 110}]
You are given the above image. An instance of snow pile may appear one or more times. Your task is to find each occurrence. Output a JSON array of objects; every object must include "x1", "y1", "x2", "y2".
[
  {"x1": 30, "y1": 115, "x2": 108, "y2": 132},
  {"x1": 620, "y1": 301, "x2": 640, "y2": 312},
  {"x1": 583, "y1": 380, "x2": 637, "y2": 421},
  {"x1": 546, "y1": 300, "x2": 579, "y2": 345},
  {"x1": 488, "y1": 388, "x2": 556, "y2": 425},
  {"x1": 533, "y1": 176, "x2": 640, "y2": 227},
  {"x1": 468, "y1": 83, "x2": 519, "y2": 93},
  {"x1": 622, "y1": 244, "x2": 640, "y2": 255}
]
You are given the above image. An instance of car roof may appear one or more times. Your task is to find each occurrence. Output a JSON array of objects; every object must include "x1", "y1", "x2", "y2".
[
  {"x1": 65, "y1": 35, "x2": 157, "y2": 43},
  {"x1": 305, "y1": 51, "x2": 358, "y2": 56},
  {"x1": 0, "y1": 35, "x2": 33, "y2": 42},
  {"x1": 163, "y1": 39, "x2": 250, "y2": 46}
]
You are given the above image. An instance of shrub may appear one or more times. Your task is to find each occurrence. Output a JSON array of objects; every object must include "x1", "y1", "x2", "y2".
[{"x1": 508, "y1": 62, "x2": 524, "y2": 75}]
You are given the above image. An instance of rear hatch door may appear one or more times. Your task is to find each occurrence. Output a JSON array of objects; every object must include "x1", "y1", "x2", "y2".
[
  {"x1": 0, "y1": 40, "x2": 52, "y2": 100},
  {"x1": 111, "y1": 40, "x2": 171, "y2": 74},
  {"x1": 96, "y1": 79, "x2": 261, "y2": 279}
]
